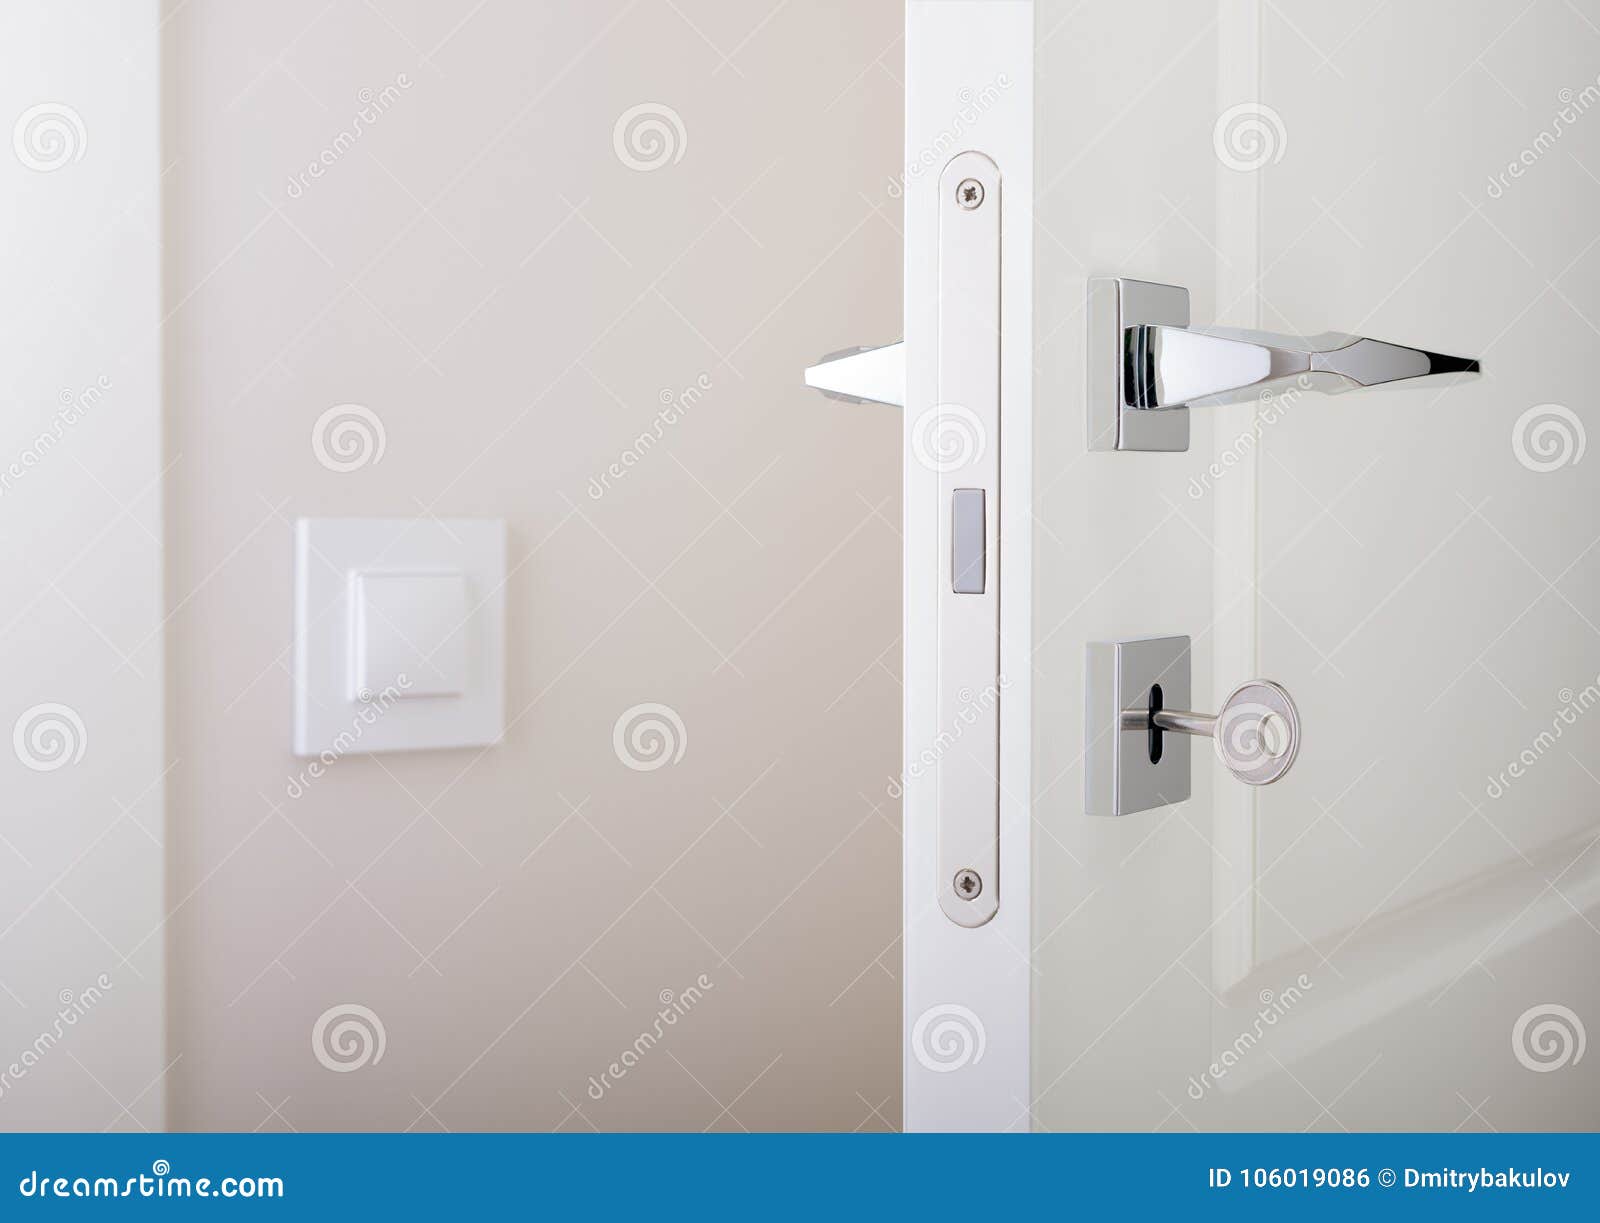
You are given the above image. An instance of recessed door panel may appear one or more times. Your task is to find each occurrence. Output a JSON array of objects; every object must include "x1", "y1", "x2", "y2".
[{"x1": 1029, "y1": 0, "x2": 1600, "y2": 1132}]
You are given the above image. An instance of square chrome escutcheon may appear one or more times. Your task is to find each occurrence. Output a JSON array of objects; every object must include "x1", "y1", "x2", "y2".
[{"x1": 1085, "y1": 635, "x2": 1193, "y2": 816}]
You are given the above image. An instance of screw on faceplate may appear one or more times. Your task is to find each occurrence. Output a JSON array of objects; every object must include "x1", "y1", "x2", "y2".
[
  {"x1": 953, "y1": 869, "x2": 982, "y2": 900},
  {"x1": 956, "y1": 178, "x2": 984, "y2": 210}
]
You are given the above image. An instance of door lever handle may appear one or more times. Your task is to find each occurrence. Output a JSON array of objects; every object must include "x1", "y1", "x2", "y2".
[
  {"x1": 1089, "y1": 277, "x2": 1481, "y2": 451},
  {"x1": 1125, "y1": 325, "x2": 1478, "y2": 410},
  {"x1": 804, "y1": 341, "x2": 905, "y2": 407}
]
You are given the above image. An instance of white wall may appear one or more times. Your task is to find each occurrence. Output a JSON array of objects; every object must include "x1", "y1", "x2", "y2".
[{"x1": 0, "y1": 0, "x2": 166, "y2": 1130}]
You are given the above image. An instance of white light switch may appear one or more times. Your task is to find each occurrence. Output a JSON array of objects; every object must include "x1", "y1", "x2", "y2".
[
  {"x1": 352, "y1": 571, "x2": 469, "y2": 700},
  {"x1": 293, "y1": 518, "x2": 506, "y2": 757}
]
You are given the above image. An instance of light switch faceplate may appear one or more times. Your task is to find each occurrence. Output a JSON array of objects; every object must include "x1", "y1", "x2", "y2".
[{"x1": 293, "y1": 518, "x2": 506, "y2": 757}]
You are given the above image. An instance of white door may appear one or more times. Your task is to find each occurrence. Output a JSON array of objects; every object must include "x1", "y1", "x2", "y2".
[{"x1": 897, "y1": 0, "x2": 1600, "y2": 1131}]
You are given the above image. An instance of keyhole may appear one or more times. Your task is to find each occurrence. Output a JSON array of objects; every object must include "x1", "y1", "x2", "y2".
[{"x1": 1148, "y1": 683, "x2": 1164, "y2": 764}]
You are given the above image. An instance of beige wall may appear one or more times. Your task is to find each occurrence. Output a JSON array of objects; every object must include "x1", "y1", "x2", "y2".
[{"x1": 160, "y1": 0, "x2": 903, "y2": 1130}]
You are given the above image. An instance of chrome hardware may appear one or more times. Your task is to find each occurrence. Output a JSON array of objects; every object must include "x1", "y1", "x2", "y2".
[
  {"x1": 1086, "y1": 636, "x2": 1301, "y2": 816},
  {"x1": 1088, "y1": 277, "x2": 1481, "y2": 452},
  {"x1": 804, "y1": 342, "x2": 905, "y2": 407},
  {"x1": 1129, "y1": 680, "x2": 1300, "y2": 787}
]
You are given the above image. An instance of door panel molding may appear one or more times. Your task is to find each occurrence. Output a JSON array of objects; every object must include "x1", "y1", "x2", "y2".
[
  {"x1": 1209, "y1": 0, "x2": 1265, "y2": 997},
  {"x1": 1211, "y1": 826, "x2": 1600, "y2": 1093}
]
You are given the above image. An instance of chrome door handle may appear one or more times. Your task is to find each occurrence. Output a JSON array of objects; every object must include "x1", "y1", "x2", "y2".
[
  {"x1": 1086, "y1": 635, "x2": 1301, "y2": 816},
  {"x1": 1089, "y1": 277, "x2": 1481, "y2": 452},
  {"x1": 804, "y1": 342, "x2": 905, "y2": 407}
]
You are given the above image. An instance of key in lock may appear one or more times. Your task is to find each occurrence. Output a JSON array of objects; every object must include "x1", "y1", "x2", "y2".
[{"x1": 1145, "y1": 680, "x2": 1301, "y2": 786}]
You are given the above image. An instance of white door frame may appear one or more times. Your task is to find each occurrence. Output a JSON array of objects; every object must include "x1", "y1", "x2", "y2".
[
  {"x1": 1, "y1": 0, "x2": 166, "y2": 1129},
  {"x1": 902, "y1": 0, "x2": 1034, "y2": 1133}
]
